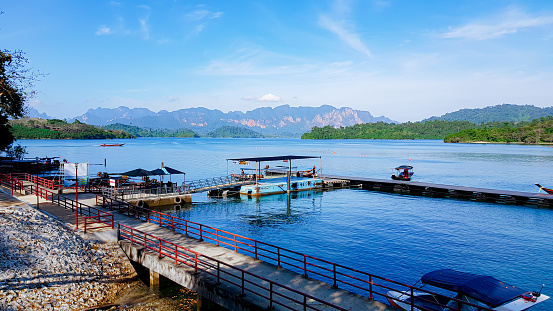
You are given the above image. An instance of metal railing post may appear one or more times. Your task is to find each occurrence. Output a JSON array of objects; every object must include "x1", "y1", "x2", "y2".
[
  {"x1": 277, "y1": 248, "x2": 281, "y2": 268},
  {"x1": 369, "y1": 275, "x2": 374, "y2": 300},
  {"x1": 254, "y1": 241, "x2": 258, "y2": 260},
  {"x1": 332, "y1": 264, "x2": 338, "y2": 288},
  {"x1": 303, "y1": 255, "x2": 308, "y2": 277},
  {"x1": 217, "y1": 262, "x2": 221, "y2": 284}
]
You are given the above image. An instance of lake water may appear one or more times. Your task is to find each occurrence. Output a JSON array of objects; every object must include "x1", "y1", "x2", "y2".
[{"x1": 20, "y1": 138, "x2": 553, "y2": 310}]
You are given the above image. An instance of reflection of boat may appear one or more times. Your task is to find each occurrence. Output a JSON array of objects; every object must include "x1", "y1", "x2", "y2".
[
  {"x1": 535, "y1": 183, "x2": 553, "y2": 194},
  {"x1": 100, "y1": 143, "x2": 124, "y2": 147},
  {"x1": 386, "y1": 269, "x2": 549, "y2": 311},
  {"x1": 391, "y1": 165, "x2": 413, "y2": 181}
]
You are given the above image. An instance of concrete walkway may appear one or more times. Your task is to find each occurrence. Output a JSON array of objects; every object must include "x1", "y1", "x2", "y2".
[{"x1": 5, "y1": 187, "x2": 396, "y2": 311}]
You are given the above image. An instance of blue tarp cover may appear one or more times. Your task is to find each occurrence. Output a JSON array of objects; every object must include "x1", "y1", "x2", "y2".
[{"x1": 421, "y1": 269, "x2": 528, "y2": 308}]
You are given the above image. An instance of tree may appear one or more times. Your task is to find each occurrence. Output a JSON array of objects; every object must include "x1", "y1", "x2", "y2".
[{"x1": 1, "y1": 49, "x2": 40, "y2": 151}]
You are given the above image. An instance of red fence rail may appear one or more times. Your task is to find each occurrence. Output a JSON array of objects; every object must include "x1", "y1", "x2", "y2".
[
  {"x1": 2, "y1": 175, "x2": 114, "y2": 233},
  {"x1": 99, "y1": 195, "x2": 491, "y2": 311},
  {"x1": 0, "y1": 174, "x2": 23, "y2": 195},
  {"x1": 119, "y1": 224, "x2": 352, "y2": 311}
]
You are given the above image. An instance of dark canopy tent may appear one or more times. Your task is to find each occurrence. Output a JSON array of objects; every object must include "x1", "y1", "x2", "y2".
[
  {"x1": 121, "y1": 168, "x2": 153, "y2": 177},
  {"x1": 151, "y1": 166, "x2": 186, "y2": 183},
  {"x1": 149, "y1": 169, "x2": 167, "y2": 175},
  {"x1": 163, "y1": 166, "x2": 185, "y2": 174}
]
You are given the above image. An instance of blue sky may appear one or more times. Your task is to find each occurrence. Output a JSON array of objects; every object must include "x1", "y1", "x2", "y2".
[{"x1": 2, "y1": 0, "x2": 553, "y2": 122}]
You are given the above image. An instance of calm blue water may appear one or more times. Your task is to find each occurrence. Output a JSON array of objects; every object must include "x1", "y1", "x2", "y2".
[{"x1": 21, "y1": 138, "x2": 553, "y2": 310}]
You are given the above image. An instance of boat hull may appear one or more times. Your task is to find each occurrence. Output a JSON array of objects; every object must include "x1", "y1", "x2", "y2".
[{"x1": 239, "y1": 177, "x2": 323, "y2": 196}]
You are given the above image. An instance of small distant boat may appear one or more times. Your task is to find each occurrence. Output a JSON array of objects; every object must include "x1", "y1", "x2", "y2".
[
  {"x1": 386, "y1": 269, "x2": 548, "y2": 311},
  {"x1": 100, "y1": 143, "x2": 124, "y2": 147},
  {"x1": 392, "y1": 165, "x2": 413, "y2": 181},
  {"x1": 535, "y1": 183, "x2": 553, "y2": 194}
]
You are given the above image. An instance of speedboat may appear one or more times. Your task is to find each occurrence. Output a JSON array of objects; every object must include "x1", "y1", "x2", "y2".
[
  {"x1": 386, "y1": 269, "x2": 548, "y2": 311},
  {"x1": 392, "y1": 165, "x2": 413, "y2": 181}
]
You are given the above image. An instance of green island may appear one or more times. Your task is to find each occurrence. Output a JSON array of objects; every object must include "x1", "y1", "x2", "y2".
[
  {"x1": 10, "y1": 118, "x2": 135, "y2": 139},
  {"x1": 103, "y1": 123, "x2": 199, "y2": 138},
  {"x1": 301, "y1": 118, "x2": 553, "y2": 144},
  {"x1": 205, "y1": 126, "x2": 264, "y2": 138}
]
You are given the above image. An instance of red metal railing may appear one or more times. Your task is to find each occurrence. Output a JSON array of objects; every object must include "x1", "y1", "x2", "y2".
[
  {"x1": 119, "y1": 224, "x2": 351, "y2": 311},
  {"x1": 54, "y1": 195, "x2": 114, "y2": 233},
  {"x1": 100, "y1": 195, "x2": 491, "y2": 311},
  {"x1": 2, "y1": 175, "x2": 114, "y2": 233},
  {"x1": 11, "y1": 173, "x2": 61, "y2": 189},
  {"x1": 0, "y1": 174, "x2": 23, "y2": 195}
]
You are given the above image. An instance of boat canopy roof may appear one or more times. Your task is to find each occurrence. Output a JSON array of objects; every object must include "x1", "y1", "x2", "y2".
[
  {"x1": 395, "y1": 165, "x2": 413, "y2": 169},
  {"x1": 227, "y1": 155, "x2": 320, "y2": 162},
  {"x1": 421, "y1": 269, "x2": 528, "y2": 308}
]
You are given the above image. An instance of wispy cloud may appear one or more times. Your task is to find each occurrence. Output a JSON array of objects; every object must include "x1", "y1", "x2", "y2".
[
  {"x1": 318, "y1": 1, "x2": 371, "y2": 58},
  {"x1": 319, "y1": 15, "x2": 371, "y2": 57},
  {"x1": 186, "y1": 9, "x2": 223, "y2": 21},
  {"x1": 139, "y1": 18, "x2": 150, "y2": 39},
  {"x1": 441, "y1": 8, "x2": 553, "y2": 40},
  {"x1": 95, "y1": 26, "x2": 112, "y2": 36}
]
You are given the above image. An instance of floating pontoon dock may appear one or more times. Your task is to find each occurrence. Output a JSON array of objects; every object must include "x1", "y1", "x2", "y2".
[{"x1": 321, "y1": 174, "x2": 553, "y2": 207}]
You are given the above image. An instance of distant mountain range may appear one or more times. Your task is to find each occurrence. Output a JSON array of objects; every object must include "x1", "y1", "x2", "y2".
[
  {"x1": 28, "y1": 104, "x2": 553, "y2": 137},
  {"x1": 67, "y1": 105, "x2": 393, "y2": 136},
  {"x1": 424, "y1": 104, "x2": 553, "y2": 124}
]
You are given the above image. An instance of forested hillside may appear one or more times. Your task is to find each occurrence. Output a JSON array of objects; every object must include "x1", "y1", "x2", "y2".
[
  {"x1": 103, "y1": 123, "x2": 199, "y2": 138},
  {"x1": 444, "y1": 117, "x2": 553, "y2": 144},
  {"x1": 301, "y1": 120, "x2": 478, "y2": 139},
  {"x1": 425, "y1": 104, "x2": 553, "y2": 123},
  {"x1": 10, "y1": 118, "x2": 135, "y2": 139}
]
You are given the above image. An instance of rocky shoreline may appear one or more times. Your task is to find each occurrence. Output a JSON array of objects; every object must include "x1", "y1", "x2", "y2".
[{"x1": 0, "y1": 191, "x2": 195, "y2": 310}]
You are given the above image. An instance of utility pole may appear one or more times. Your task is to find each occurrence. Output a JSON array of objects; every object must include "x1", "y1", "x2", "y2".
[
  {"x1": 36, "y1": 174, "x2": 39, "y2": 209},
  {"x1": 75, "y1": 163, "x2": 79, "y2": 229}
]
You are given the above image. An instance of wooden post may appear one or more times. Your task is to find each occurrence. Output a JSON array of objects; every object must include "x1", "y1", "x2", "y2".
[{"x1": 75, "y1": 163, "x2": 79, "y2": 229}]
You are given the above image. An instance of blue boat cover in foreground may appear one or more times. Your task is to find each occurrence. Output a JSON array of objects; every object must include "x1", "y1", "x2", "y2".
[{"x1": 421, "y1": 269, "x2": 528, "y2": 308}]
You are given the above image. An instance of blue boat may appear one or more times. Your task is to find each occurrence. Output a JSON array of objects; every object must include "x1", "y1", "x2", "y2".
[
  {"x1": 227, "y1": 155, "x2": 323, "y2": 197},
  {"x1": 239, "y1": 176, "x2": 323, "y2": 196},
  {"x1": 386, "y1": 269, "x2": 549, "y2": 311}
]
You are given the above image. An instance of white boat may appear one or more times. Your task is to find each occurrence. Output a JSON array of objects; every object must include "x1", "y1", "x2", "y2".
[{"x1": 386, "y1": 269, "x2": 549, "y2": 311}]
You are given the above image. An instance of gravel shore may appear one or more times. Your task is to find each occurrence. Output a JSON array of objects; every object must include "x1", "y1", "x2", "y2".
[{"x1": 0, "y1": 191, "x2": 195, "y2": 310}]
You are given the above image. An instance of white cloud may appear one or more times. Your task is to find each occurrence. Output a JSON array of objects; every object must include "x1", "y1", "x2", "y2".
[
  {"x1": 441, "y1": 8, "x2": 553, "y2": 40},
  {"x1": 95, "y1": 27, "x2": 112, "y2": 35},
  {"x1": 167, "y1": 96, "x2": 180, "y2": 102},
  {"x1": 187, "y1": 9, "x2": 223, "y2": 21},
  {"x1": 258, "y1": 94, "x2": 282, "y2": 102},
  {"x1": 318, "y1": 15, "x2": 371, "y2": 57},
  {"x1": 139, "y1": 18, "x2": 149, "y2": 39},
  {"x1": 242, "y1": 96, "x2": 257, "y2": 101}
]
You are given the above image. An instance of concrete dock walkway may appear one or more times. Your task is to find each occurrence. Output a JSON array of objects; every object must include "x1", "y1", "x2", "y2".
[{"x1": 6, "y1": 188, "x2": 395, "y2": 310}]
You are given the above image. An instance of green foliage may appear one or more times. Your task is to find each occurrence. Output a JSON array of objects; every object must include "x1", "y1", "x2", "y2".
[
  {"x1": 10, "y1": 118, "x2": 136, "y2": 139},
  {"x1": 444, "y1": 117, "x2": 553, "y2": 144},
  {"x1": 425, "y1": 104, "x2": 553, "y2": 124},
  {"x1": 301, "y1": 120, "x2": 478, "y2": 140},
  {"x1": 103, "y1": 123, "x2": 199, "y2": 137},
  {"x1": 205, "y1": 126, "x2": 264, "y2": 138},
  {"x1": 1, "y1": 50, "x2": 28, "y2": 150},
  {"x1": 47, "y1": 118, "x2": 67, "y2": 125},
  {"x1": 3, "y1": 144, "x2": 27, "y2": 159}
]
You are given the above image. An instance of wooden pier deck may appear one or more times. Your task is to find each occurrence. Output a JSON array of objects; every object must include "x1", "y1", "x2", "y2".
[{"x1": 321, "y1": 174, "x2": 553, "y2": 207}]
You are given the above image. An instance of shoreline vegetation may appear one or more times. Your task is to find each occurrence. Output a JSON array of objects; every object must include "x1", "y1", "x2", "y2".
[
  {"x1": 10, "y1": 118, "x2": 135, "y2": 140},
  {"x1": 10, "y1": 119, "x2": 266, "y2": 139},
  {"x1": 301, "y1": 117, "x2": 553, "y2": 144}
]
